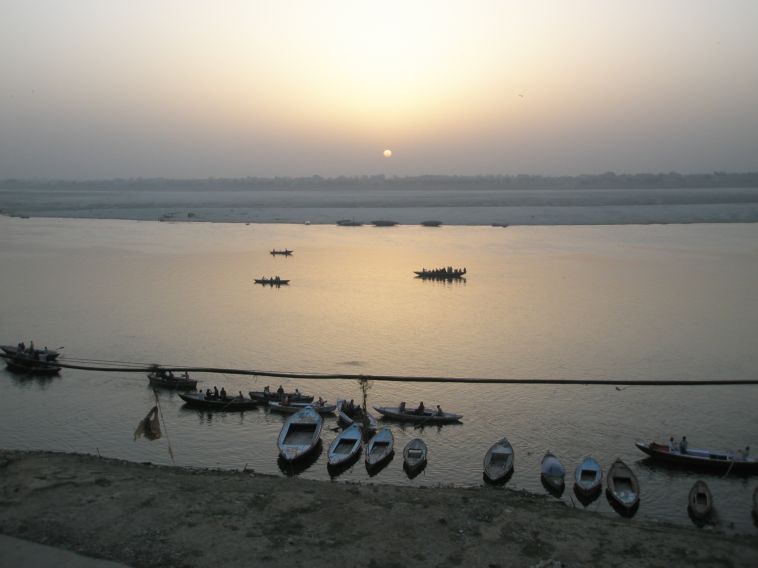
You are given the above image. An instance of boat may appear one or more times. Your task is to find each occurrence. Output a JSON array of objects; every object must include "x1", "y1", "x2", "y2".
[
  {"x1": 483, "y1": 438, "x2": 514, "y2": 483},
  {"x1": 413, "y1": 267, "x2": 466, "y2": 280},
  {"x1": 2, "y1": 344, "x2": 60, "y2": 361},
  {"x1": 270, "y1": 249, "x2": 293, "y2": 256},
  {"x1": 278, "y1": 406, "x2": 323, "y2": 462},
  {"x1": 606, "y1": 459, "x2": 640, "y2": 513},
  {"x1": 420, "y1": 221, "x2": 442, "y2": 227},
  {"x1": 688, "y1": 480, "x2": 713, "y2": 521},
  {"x1": 269, "y1": 400, "x2": 336, "y2": 415},
  {"x1": 365, "y1": 428, "x2": 394, "y2": 469},
  {"x1": 336, "y1": 400, "x2": 378, "y2": 433},
  {"x1": 2, "y1": 354, "x2": 61, "y2": 375},
  {"x1": 373, "y1": 405, "x2": 462, "y2": 425},
  {"x1": 147, "y1": 371, "x2": 197, "y2": 390},
  {"x1": 540, "y1": 452, "x2": 566, "y2": 493},
  {"x1": 178, "y1": 391, "x2": 258, "y2": 411},
  {"x1": 371, "y1": 220, "x2": 398, "y2": 227},
  {"x1": 574, "y1": 456, "x2": 603, "y2": 498},
  {"x1": 753, "y1": 486, "x2": 758, "y2": 521},
  {"x1": 403, "y1": 438, "x2": 428, "y2": 476},
  {"x1": 327, "y1": 423, "x2": 363, "y2": 468},
  {"x1": 336, "y1": 219, "x2": 362, "y2": 226},
  {"x1": 249, "y1": 389, "x2": 313, "y2": 404},
  {"x1": 635, "y1": 440, "x2": 758, "y2": 474},
  {"x1": 254, "y1": 277, "x2": 290, "y2": 286}
]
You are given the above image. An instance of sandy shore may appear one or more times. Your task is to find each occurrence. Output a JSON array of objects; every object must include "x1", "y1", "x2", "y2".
[{"x1": 1, "y1": 451, "x2": 756, "y2": 567}]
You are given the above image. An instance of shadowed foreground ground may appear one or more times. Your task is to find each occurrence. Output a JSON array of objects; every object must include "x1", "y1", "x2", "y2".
[{"x1": 0, "y1": 450, "x2": 756, "y2": 567}]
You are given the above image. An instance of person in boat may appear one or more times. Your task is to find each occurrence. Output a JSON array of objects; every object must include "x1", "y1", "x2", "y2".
[
  {"x1": 277, "y1": 385, "x2": 285, "y2": 395},
  {"x1": 29, "y1": 340, "x2": 35, "y2": 353},
  {"x1": 182, "y1": 371, "x2": 189, "y2": 379},
  {"x1": 17, "y1": 341, "x2": 25, "y2": 351},
  {"x1": 738, "y1": 446, "x2": 750, "y2": 459},
  {"x1": 213, "y1": 386, "x2": 220, "y2": 399},
  {"x1": 264, "y1": 385, "x2": 271, "y2": 395},
  {"x1": 282, "y1": 395, "x2": 290, "y2": 405},
  {"x1": 669, "y1": 437, "x2": 677, "y2": 452},
  {"x1": 205, "y1": 388, "x2": 212, "y2": 400},
  {"x1": 220, "y1": 387, "x2": 227, "y2": 401},
  {"x1": 347, "y1": 399, "x2": 356, "y2": 414},
  {"x1": 295, "y1": 388, "x2": 301, "y2": 398},
  {"x1": 317, "y1": 396, "x2": 324, "y2": 407},
  {"x1": 399, "y1": 401, "x2": 406, "y2": 413},
  {"x1": 680, "y1": 436, "x2": 688, "y2": 454},
  {"x1": 416, "y1": 401, "x2": 425, "y2": 415},
  {"x1": 436, "y1": 404, "x2": 443, "y2": 416},
  {"x1": 238, "y1": 390, "x2": 244, "y2": 400}
]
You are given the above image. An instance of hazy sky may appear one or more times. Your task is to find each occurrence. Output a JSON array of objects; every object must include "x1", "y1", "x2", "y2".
[{"x1": 1, "y1": 0, "x2": 757, "y2": 179}]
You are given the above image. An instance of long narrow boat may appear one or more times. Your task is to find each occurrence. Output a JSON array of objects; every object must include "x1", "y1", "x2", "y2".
[
  {"x1": 278, "y1": 406, "x2": 323, "y2": 463},
  {"x1": 254, "y1": 277, "x2": 290, "y2": 286},
  {"x1": 635, "y1": 440, "x2": 758, "y2": 474},
  {"x1": 2, "y1": 354, "x2": 61, "y2": 375},
  {"x1": 147, "y1": 371, "x2": 197, "y2": 390},
  {"x1": 178, "y1": 392, "x2": 258, "y2": 411},
  {"x1": 249, "y1": 390, "x2": 314, "y2": 404},
  {"x1": 365, "y1": 428, "x2": 394, "y2": 469},
  {"x1": 269, "y1": 400, "x2": 336, "y2": 415},
  {"x1": 540, "y1": 452, "x2": 566, "y2": 493},
  {"x1": 403, "y1": 438, "x2": 428, "y2": 476},
  {"x1": 373, "y1": 406, "x2": 462, "y2": 424},
  {"x1": 2, "y1": 345, "x2": 60, "y2": 361},
  {"x1": 688, "y1": 480, "x2": 713, "y2": 521},
  {"x1": 574, "y1": 456, "x2": 603, "y2": 498},
  {"x1": 337, "y1": 400, "x2": 378, "y2": 433},
  {"x1": 483, "y1": 438, "x2": 514, "y2": 483},
  {"x1": 270, "y1": 249, "x2": 293, "y2": 256},
  {"x1": 606, "y1": 459, "x2": 640, "y2": 513},
  {"x1": 327, "y1": 424, "x2": 363, "y2": 469}
]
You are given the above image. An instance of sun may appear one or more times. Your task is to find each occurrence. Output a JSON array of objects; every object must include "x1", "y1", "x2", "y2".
[{"x1": 383, "y1": 149, "x2": 393, "y2": 158}]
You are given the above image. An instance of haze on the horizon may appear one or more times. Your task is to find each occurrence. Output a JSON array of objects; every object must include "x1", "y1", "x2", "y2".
[{"x1": 1, "y1": 0, "x2": 756, "y2": 180}]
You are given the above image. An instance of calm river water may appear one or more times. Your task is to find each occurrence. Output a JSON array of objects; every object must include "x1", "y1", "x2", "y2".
[{"x1": 1, "y1": 217, "x2": 757, "y2": 533}]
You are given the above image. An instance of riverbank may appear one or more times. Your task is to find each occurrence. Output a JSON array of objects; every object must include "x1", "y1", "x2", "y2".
[{"x1": 1, "y1": 451, "x2": 756, "y2": 567}]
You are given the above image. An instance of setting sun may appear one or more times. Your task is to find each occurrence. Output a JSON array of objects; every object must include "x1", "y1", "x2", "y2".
[{"x1": 383, "y1": 149, "x2": 393, "y2": 158}]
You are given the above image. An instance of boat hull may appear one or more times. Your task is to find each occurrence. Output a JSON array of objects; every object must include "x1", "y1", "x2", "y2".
[
  {"x1": 403, "y1": 438, "x2": 428, "y2": 476},
  {"x1": 636, "y1": 441, "x2": 758, "y2": 474},
  {"x1": 484, "y1": 438, "x2": 514, "y2": 483},
  {"x1": 373, "y1": 406, "x2": 462, "y2": 424},
  {"x1": 606, "y1": 459, "x2": 640, "y2": 514},
  {"x1": 327, "y1": 424, "x2": 363, "y2": 468},
  {"x1": 278, "y1": 407, "x2": 323, "y2": 462},
  {"x1": 147, "y1": 372, "x2": 197, "y2": 390},
  {"x1": 365, "y1": 428, "x2": 394, "y2": 469},
  {"x1": 178, "y1": 392, "x2": 258, "y2": 411}
]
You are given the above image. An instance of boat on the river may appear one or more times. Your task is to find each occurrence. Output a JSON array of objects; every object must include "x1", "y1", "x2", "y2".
[
  {"x1": 365, "y1": 428, "x2": 394, "y2": 470},
  {"x1": 374, "y1": 405, "x2": 462, "y2": 424},
  {"x1": 2, "y1": 353, "x2": 61, "y2": 375},
  {"x1": 178, "y1": 391, "x2": 258, "y2": 411},
  {"x1": 574, "y1": 456, "x2": 603, "y2": 498},
  {"x1": 403, "y1": 438, "x2": 428, "y2": 476},
  {"x1": 147, "y1": 370, "x2": 197, "y2": 390},
  {"x1": 1, "y1": 344, "x2": 60, "y2": 361},
  {"x1": 420, "y1": 220, "x2": 442, "y2": 227},
  {"x1": 337, "y1": 400, "x2": 378, "y2": 433},
  {"x1": 336, "y1": 219, "x2": 362, "y2": 226},
  {"x1": 483, "y1": 438, "x2": 514, "y2": 483},
  {"x1": 249, "y1": 389, "x2": 314, "y2": 405},
  {"x1": 327, "y1": 423, "x2": 363, "y2": 468},
  {"x1": 278, "y1": 406, "x2": 323, "y2": 462},
  {"x1": 540, "y1": 452, "x2": 566, "y2": 493},
  {"x1": 688, "y1": 480, "x2": 713, "y2": 521},
  {"x1": 635, "y1": 440, "x2": 758, "y2": 474},
  {"x1": 371, "y1": 220, "x2": 398, "y2": 227},
  {"x1": 413, "y1": 267, "x2": 466, "y2": 280},
  {"x1": 269, "y1": 400, "x2": 336, "y2": 415},
  {"x1": 254, "y1": 276, "x2": 290, "y2": 286},
  {"x1": 270, "y1": 249, "x2": 293, "y2": 256},
  {"x1": 606, "y1": 459, "x2": 640, "y2": 513}
]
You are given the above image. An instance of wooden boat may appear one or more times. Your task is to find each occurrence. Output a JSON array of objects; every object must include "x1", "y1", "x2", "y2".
[
  {"x1": 403, "y1": 438, "x2": 428, "y2": 476},
  {"x1": 254, "y1": 277, "x2": 290, "y2": 286},
  {"x1": 249, "y1": 390, "x2": 314, "y2": 404},
  {"x1": 336, "y1": 219, "x2": 362, "y2": 226},
  {"x1": 269, "y1": 400, "x2": 336, "y2": 415},
  {"x1": 278, "y1": 406, "x2": 323, "y2": 462},
  {"x1": 2, "y1": 344, "x2": 60, "y2": 361},
  {"x1": 635, "y1": 440, "x2": 758, "y2": 474},
  {"x1": 327, "y1": 424, "x2": 363, "y2": 468},
  {"x1": 574, "y1": 456, "x2": 603, "y2": 497},
  {"x1": 483, "y1": 438, "x2": 514, "y2": 483},
  {"x1": 178, "y1": 392, "x2": 258, "y2": 411},
  {"x1": 371, "y1": 220, "x2": 398, "y2": 227},
  {"x1": 147, "y1": 371, "x2": 197, "y2": 390},
  {"x1": 336, "y1": 400, "x2": 378, "y2": 433},
  {"x1": 420, "y1": 220, "x2": 442, "y2": 227},
  {"x1": 688, "y1": 480, "x2": 713, "y2": 521},
  {"x1": 414, "y1": 267, "x2": 466, "y2": 280},
  {"x1": 365, "y1": 428, "x2": 394, "y2": 469},
  {"x1": 606, "y1": 459, "x2": 640, "y2": 512},
  {"x1": 270, "y1": 249, "x2": 293, "y2": 256},
  {"x1": 2, "y1": 354, "x2": 61, "y2": 375},
  {"x1": 373, "y1": 406, "x2": 462, "y2": 424},
  {"x1": 540, "y1": 452, "x2": 566, "y2": 492}
]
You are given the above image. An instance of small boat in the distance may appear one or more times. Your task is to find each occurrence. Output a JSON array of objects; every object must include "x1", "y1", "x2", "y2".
[
  {"x1": 278, "y1": 406, "x2": 323, "y2": 463},
  {"x1": 270, "y1": 249, "x2": 293, "y2": 256},
  {"x1": 2, "y1": 354, "x2": 61, "y2": 375},
  {"x1": 688, "y1": 480, "x2": 713, "y2": 521},
  {"x1": 147, "y1": 370, "x2": 197, "y2": 390},
  {"x1": 483, "y1": 438, "x2": 514, "y2": 483},
  {"x1": 371, "y1": 220, "x2": 398, "y2": 227},
  {"x1": 606, "y1": 459, "x2": 640, "y2": 514},
  {"x1": 254, "y1": 276, "x2": 290, "y2": 286},
  {"x1": 403, "y1": 438, "x2": 428, "y2": 477},
  {"x1": 327, "y1": 423, "x2": 363, "y2": 469},
  {"x1": 374, "y1": 405, "x2": 462, "y2": 425},
  {"x1": 414, "y1": 267, "x2": 466, "y2": 280},
  {"x1": 540, "y1": 452, "x2": 566, "y2": 494},
  {"x1": 336, "y1": 219, "x2": 362, "y2": 226},
  {"x1": 420, "y1": 220, "x2": 442, "y2": 227},
  {"x1": 2, "y1": 343, "x2": 60, "y2": 361},
  {"x1": 574, "y1": 456, "x2": 603, "y2": 499},
  {"x1": 635, "y1": 440, "x2": 758, "y2": 474}
]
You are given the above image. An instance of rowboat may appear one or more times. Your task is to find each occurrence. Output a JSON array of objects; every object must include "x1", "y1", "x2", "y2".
[
  {"x1": 178, "y1": 392, "x2": 258, "y2": 411},
  {"x1": 483, "y1": 438, "x2": 514, "y2": 483},
  {"x1": 574, "y1": 456, "x2": 603, "y2": 498},
  {"x1": 327, "y1": 424, "x2": 363, "y2": 469},
  {"x1": 403, "y1": 438, "x2": 428, "y2": 477},
  {"x1": 270, "y1": 249, "x2": 293, "y2": 256},
  {"x1": 635, "y1": 440, "x2": 758, "y2": 474},
  {"x1": 373, "y1": 406, "x2": 462, "y2": 425},
  {"x1": 540, "y1": 452, "x2": 566, "y2": 493},
  {"x1": 606, "y1": 459, "x2": 640, "y2": 513},
  {"x1": 371, "y1": 220, "x2": 398, "y2": 227},
  {"x1": 365, "y1": 428, "x2": 394, "y2": 469},
  {"x1": 249, "y1": 390, "x2": 314, "y2": 404},
  {"x1": 2, "y1": 354, "x2": 61, "y2": 375},
  {"x1": 254, "y1": 277, "x2": 290, "y2": 286},
  {"x1": 269, "y1": 400, "x2": 336, "y2": 415},
  {"x1": 147, "y1": 371, "x2": 197, "y2": 390},
  {"x1": 336, "y1": 400, "x2": 378, "y2": 433},
  {"x1": 414, "y1": 267, "x2": 466, "y2": 280},
  {"x1": 278, "y1": 406, "x2": 323, "y2": 462},
  {"x1": 1, "y1": 345, "x2": 60, "y2": 361},
  {"x1": 420, "y1": 220, "x2": 442, "y2": 227},
  {"x1": 688, "y1": 480, "x2": 713, "y2": 521}
]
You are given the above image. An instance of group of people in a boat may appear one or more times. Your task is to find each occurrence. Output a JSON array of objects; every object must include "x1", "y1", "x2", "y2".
[
  {"x1": 159, "y1": 369, "x2": 190, "y2": 380},
  {"x1": 203, "y1": 386, "x2": 246, "y2": 401},
  {"x1": 669, "y1": 436, "x2": 750, "y2": 459},
  {"x1": 15, "y1": 341, "x2": 51, "y2": 360},
  {"x1": 398, "y1": 401, "x2": 444, "y2": 416},
  {"x1": 419, "y1": 267, "x2": 466, "y2": 275}
]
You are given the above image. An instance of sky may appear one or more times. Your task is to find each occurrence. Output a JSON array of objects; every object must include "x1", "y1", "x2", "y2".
[{"x1": 0, "y1": 0, "x2": 757, "y2": 179}]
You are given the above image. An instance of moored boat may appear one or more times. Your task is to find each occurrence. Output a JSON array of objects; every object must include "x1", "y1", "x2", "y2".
[
  {"x1": 635, "y1": 440, "x2": 758, "y2": 474},
  {"x1": 178, "y1": 391, "x2": 258, "y2": 411},
  {"x1": 254, "y1": 277, "x2": 290, "y2": 286},
  {"x1": 574, "y1": 456, "x2": 603, "y2": 498},
  {"x1": 147, "y1": 370, "x2": 197, "y2": 390},
  {"x1": 2, "y1": 344, "x2": 60, "y2": 361},
  {"x1": 2, "y1": 354, "x2": 61, "y2": 375},
  {"x1": 540, "y1": 451, "x2": 566, "y2": 493},
  {"x1": 606, "y1": 459, "x2": 640, "y2": 513},
  {"x1": 371, "y1": 220, "x2": 398, "y2": 227},
  {"x1": 278, "y1": 406, "x2": 323, "y2": 462},
  {"x1": 336, "y1": 219, "x2": 362, "y2": 226},
  {"x1": 327, "y1": 423, "x2": 363, "y2": 468},
  {"x1": 249, "y1": 389, "x2": 314, "y2": 404},
  {"x1": 337, "y1": 400, "x2": 378, "y2": 433},
  {"x1": 270, "y1": 249, "x2": 293, "y2": 255},
  {"x1": 688, "y1": 480, "x2": 713, "y2": 521},
  {"x1": 483, "y1": 438, "x2": 514, "y2": 483},
  {"x1": 269, "y1": 400, "x2": 336, "y2": 415},
  {"x1": 373, "y1": 405, "x2": 462, "y2": 425},
  {"x1": 403, "y1": 438, "x2": 428, "y2": 476},
  {"x1": 365, "y1": 428, "x2": 394, "y2": 469}
]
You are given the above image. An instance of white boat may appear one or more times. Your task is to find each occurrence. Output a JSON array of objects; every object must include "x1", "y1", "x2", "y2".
[
  {"x1": 327, "y1": 424, "x2": 363, "y2": 468},
  {"x1": 278, "y1": 406, "x2": 323, "y2": 462},
  {"x1": 483, "y1": 438, "x2": 514, "y2": 483},
  {"x1": 540, "y1": 451, "x2": 566, "y2": 492},
  {"x1": 365, "y1": 428, "x2": 394, "y2": 469},
  {"x1": 403, "y1": 438, "x2": 428, "y2": 476},
  {"x1": 574, "y1": 456, "x2": 603, "y2": 497}
]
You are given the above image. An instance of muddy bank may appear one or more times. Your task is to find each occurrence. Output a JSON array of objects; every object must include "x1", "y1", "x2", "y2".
[{"x1": 0, "y1": 451, "x2": 756, "y2": 567}]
